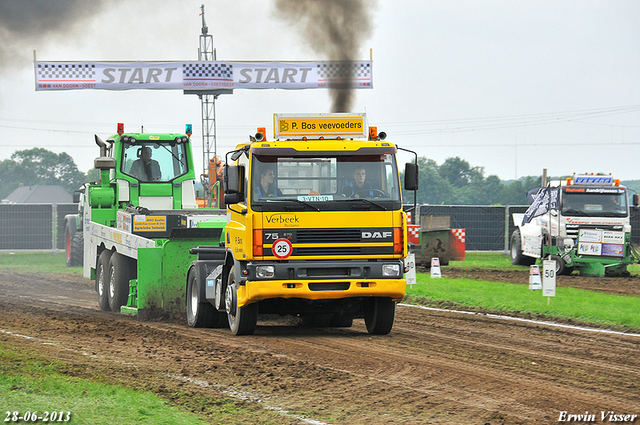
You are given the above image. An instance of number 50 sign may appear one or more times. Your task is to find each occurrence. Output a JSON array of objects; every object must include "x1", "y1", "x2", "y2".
[{"x1": 542, "y1": 259, "x2": 556, "y2": 298}]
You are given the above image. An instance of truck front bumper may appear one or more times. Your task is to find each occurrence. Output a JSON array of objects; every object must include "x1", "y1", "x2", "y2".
[{"x1": 237, "y1": 259, "x2": 407, "y2": 307}]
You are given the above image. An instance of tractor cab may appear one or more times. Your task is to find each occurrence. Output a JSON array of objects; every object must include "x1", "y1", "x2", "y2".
[{"x1": 111, "y1": 124, "x2": 199, "y2": 210}]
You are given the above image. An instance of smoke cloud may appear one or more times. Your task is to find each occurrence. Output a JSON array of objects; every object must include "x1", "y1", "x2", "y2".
[
  {"x1": 0, "y1": 0, "x2": 115, "y2": 72},
  {"x1": 274, "y1": 0, "x2": 378, "y2": 112}
]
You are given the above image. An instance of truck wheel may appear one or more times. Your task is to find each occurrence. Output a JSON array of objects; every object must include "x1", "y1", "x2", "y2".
[
  {"x1": 96, "y1": 250, "x2": 112, "y2": 311},
  {"x1": 71, "y1": 230, "x2": 84, "y2": 267},
  {"x1": 107, "y1": 253, "x2": 134, "y2": 312},
  {"x1": 225, "y1": 268, "x2": 257, "y2": 335},
  {"x1": 363, "y1": 297, "x2": 396, "y2": 335},
  {"x1": 510, "y1": 229, "x2": 536, "y2": 266},
  {"x1": 186, "y1": 267, "x2": 223, "y2": 328},
  {"x1": 549, "y1": 255, "x2": 573, "y2": 276}
]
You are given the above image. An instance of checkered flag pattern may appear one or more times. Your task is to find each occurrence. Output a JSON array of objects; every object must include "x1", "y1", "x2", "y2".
[
  {"x1": 183, "y1": 62, "x2": 233, "y2": 79},
  {"x1": 317, "y1": 62, "x2": 371, "y2": 79},
  {"x1": 37, "y1": 63, "x2": 95, "y2": 80},
  {"x1": 408, "y1": 225, "x2": 420, "y2": 245},
  {"x1": 451, "y1": 229, "x2": 466, "y2": 243}
]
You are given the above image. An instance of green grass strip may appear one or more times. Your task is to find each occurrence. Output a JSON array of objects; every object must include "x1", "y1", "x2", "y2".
[
  {"x1": 449, "y1": 251, "x2": 640, "y2": 275},
  {"x1": 0, "y1": 344, "x2": 208, "y2": 425},
  {"x1": 0, "y1": 252, "x2": 81, "y2": 275},
  {"x1": 406, "y1": 274, "x2": 640, "y2": 330}
]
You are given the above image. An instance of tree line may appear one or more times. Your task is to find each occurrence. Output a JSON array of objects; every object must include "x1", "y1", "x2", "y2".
[
  {"x1": 0, "y1": 148, "x2": 553, "y2": 206},
  {"x1": 402, "y1": 156, "x2": 542, "y2": 206},
  {"x1": 0, "y1": 148, "x2": 96, "y2": 200}
]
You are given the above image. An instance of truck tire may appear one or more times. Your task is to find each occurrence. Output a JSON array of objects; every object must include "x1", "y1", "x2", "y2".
[
  {"x1": 71, "y1": 231, "x2": 84, "y2": 267},
  {"x1": 108, "y1": 253, "x2": 135, "y2": 312},
  {"x1": 96, "y1": 250, "x2": 112, "y2": 311},
  {"x1": 225, "y1": 268, "x2": 257, "y2": 335},
  {"x1": 65, "y1": 222, "x2": 77, "y2": 267},
  {"x1": 510, "y1": 229, "x2": 536, "y2": 266},
  {"x1": 549, "y1": 254, "x2": 573, "y2": 276},
  {"x1": 186, "y1": 267, "x2": 224, "y2": 328},
  {"x1": 363, "y1": 297, "x2": 395, "y2": 335}
]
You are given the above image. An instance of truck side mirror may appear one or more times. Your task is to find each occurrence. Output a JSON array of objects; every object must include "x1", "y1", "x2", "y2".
[
  {"x1": 633, "y1": 194, "x2": 639, "y2": 209},
  {"x1": 223, "y1": 165, "x2": 245, "y2": 205},
  {"x1": 404, "y1": 162, "x2": 419, "y2": 191},
  {"x1": 224, "y1": 192, "x2": 243, "y2": 205}
]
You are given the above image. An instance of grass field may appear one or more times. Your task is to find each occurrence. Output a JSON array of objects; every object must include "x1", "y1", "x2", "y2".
[
  {"x1": 406, "y1": 252, "x2": 640, "y2": 331},
  {"x1": 1, "y1": 250, "x2": 638, "y2": 423},
  {"x1": 442, "y1": 251, "x2": 640, "y2": 275},
  {"x1": 405, "y1": 275, "x2": 640, "y2": 330},
  {"x1": 1, "y1": 346, "x2": 210, "y2": 425},
  {"x1": 0, "y1": 251, "x2": 82, "y2": 275}
]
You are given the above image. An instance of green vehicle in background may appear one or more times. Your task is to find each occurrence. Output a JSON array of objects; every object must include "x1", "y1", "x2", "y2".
[{"x1": 77, "y1": 123, "x2": 226, "y2": 319}]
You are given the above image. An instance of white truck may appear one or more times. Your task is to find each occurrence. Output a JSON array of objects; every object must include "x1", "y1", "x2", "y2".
[{"x1": 510, "y1": 173, "x2": 639, "y2": 277}]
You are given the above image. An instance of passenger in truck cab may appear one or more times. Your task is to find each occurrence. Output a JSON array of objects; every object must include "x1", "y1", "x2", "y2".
[
  {"x1": 129, "y1": 146, "x2": 161, "y2": 181},
  {"x1": 343, "y1": 165, "x2": 375, "y2": 198},
  {"x1": 254, "y1": 166, "x2": 282, "y2": 198}
]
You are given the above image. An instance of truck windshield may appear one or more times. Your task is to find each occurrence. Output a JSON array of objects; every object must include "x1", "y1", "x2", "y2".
[
  {"x1": 251, "y1": 154, "x2": 401, "y2": 211},
  {"x1": 561, "y1": 189, "x2": 628, "y2": 217},
  {"x1": 121, "y1": 143, "x2": 188, "y2": 183}
]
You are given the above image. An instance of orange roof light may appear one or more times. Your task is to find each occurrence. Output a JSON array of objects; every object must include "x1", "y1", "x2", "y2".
[
  {"x1": 368, "y1": 126, "x2": 377, "y2": 141},
  {"x1": 117, "y1": 123, "x2": 124, "y2": 136},
  {"x1": 257, "y1": 127, "x2": 266, "y2": 141}
]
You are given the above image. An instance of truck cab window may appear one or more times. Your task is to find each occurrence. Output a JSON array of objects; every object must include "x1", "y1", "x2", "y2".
[
  {"x1": 250, "y1": 154, "x2": 400, "y2": 210},
  {"x1": 122, "y1": 143, "x2": 188, "y2": 182}
]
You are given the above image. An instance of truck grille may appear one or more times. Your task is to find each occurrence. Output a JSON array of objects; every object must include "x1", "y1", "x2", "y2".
[
  {"x1": 262, "y1": 227, "x2": 395, "y2": 258},
  {"x1": 295, "y1": 246, "x2": 392, "y2": 256},
  {"x1": 296, "y1": 229, "x2": 361, "y2": 243}
]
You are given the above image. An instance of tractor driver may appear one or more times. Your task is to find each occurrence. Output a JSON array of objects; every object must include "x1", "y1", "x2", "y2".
[{"x1": 129, "y1": 146, "x2": 161, "y2": 181}]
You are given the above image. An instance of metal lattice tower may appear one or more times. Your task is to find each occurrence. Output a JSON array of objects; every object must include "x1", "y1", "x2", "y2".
[
  {"x1": 185, "y1": 5, "x2": 232, "y2": 205},
  {"x1": 198, "y1": 4, "x2": 217, "y2": 191}
]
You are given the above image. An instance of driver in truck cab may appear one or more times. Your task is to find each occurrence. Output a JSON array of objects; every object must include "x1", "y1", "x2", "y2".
[
  {"x1": 343, "y1": 165, "x2": 375, "y2": 198},
  {"x1": 254, "y1": 166, "x2": 282, "y2": 198},
  {"x1": 129, "y1": 146, "x2": 161, "y2": 181}
]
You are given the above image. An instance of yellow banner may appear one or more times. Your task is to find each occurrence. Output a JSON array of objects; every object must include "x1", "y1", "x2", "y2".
[
  {"x1": 274, "y1": 113, "x2": 366, "y2": 138},
  {"x1": 133, "y1": 215, "x2": 167, "y2": 232}
]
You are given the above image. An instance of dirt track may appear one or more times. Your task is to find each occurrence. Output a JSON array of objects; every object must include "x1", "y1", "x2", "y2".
[{"x1": 1, "y1": 269, "x2": 639, "y2": 424}]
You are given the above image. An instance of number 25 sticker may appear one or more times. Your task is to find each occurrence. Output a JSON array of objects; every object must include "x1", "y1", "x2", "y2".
[{"x1": 272, "y1": 238, "x2": 293, "y2": 259}]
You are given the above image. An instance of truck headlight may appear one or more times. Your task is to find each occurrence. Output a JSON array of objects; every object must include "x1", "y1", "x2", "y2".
[
  {"x1": 382, "y1": 264, "x2": 401, "y2": 277},
  {"x1": 256, "y1": 265, "x2": 275, "y2": 278}
]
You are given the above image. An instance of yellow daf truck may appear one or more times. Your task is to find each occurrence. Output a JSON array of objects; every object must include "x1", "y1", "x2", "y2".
[{"x1": 187, "y1": 113, "x2": 419, "y2": 335}]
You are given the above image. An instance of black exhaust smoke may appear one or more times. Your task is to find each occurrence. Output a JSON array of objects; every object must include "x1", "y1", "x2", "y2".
[
  {"x1": 0, "y1": 0, "x2": 117, "y2": 72},
  {"x1": 274, "y1": 0, "x2": 377, "y2": 113}
]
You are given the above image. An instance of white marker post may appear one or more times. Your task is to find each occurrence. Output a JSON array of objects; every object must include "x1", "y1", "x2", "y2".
[
  {"x1": 430, "y1": 258, "x2": 442, "y2": 278},
  {"x1": 405, "y1": 253, "x2": 417, "y2": 286},
  {"x1": 542, "y1": 259, "x2": 556, "y2": 305},
  {"x1": 529, "y1": 265, "x2": 542, "y2": 290}
]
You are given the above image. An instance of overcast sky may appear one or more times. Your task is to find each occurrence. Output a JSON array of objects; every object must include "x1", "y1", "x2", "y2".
[{"x1": 1, "y1": 0, "x2": 639, "y2": 182}]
